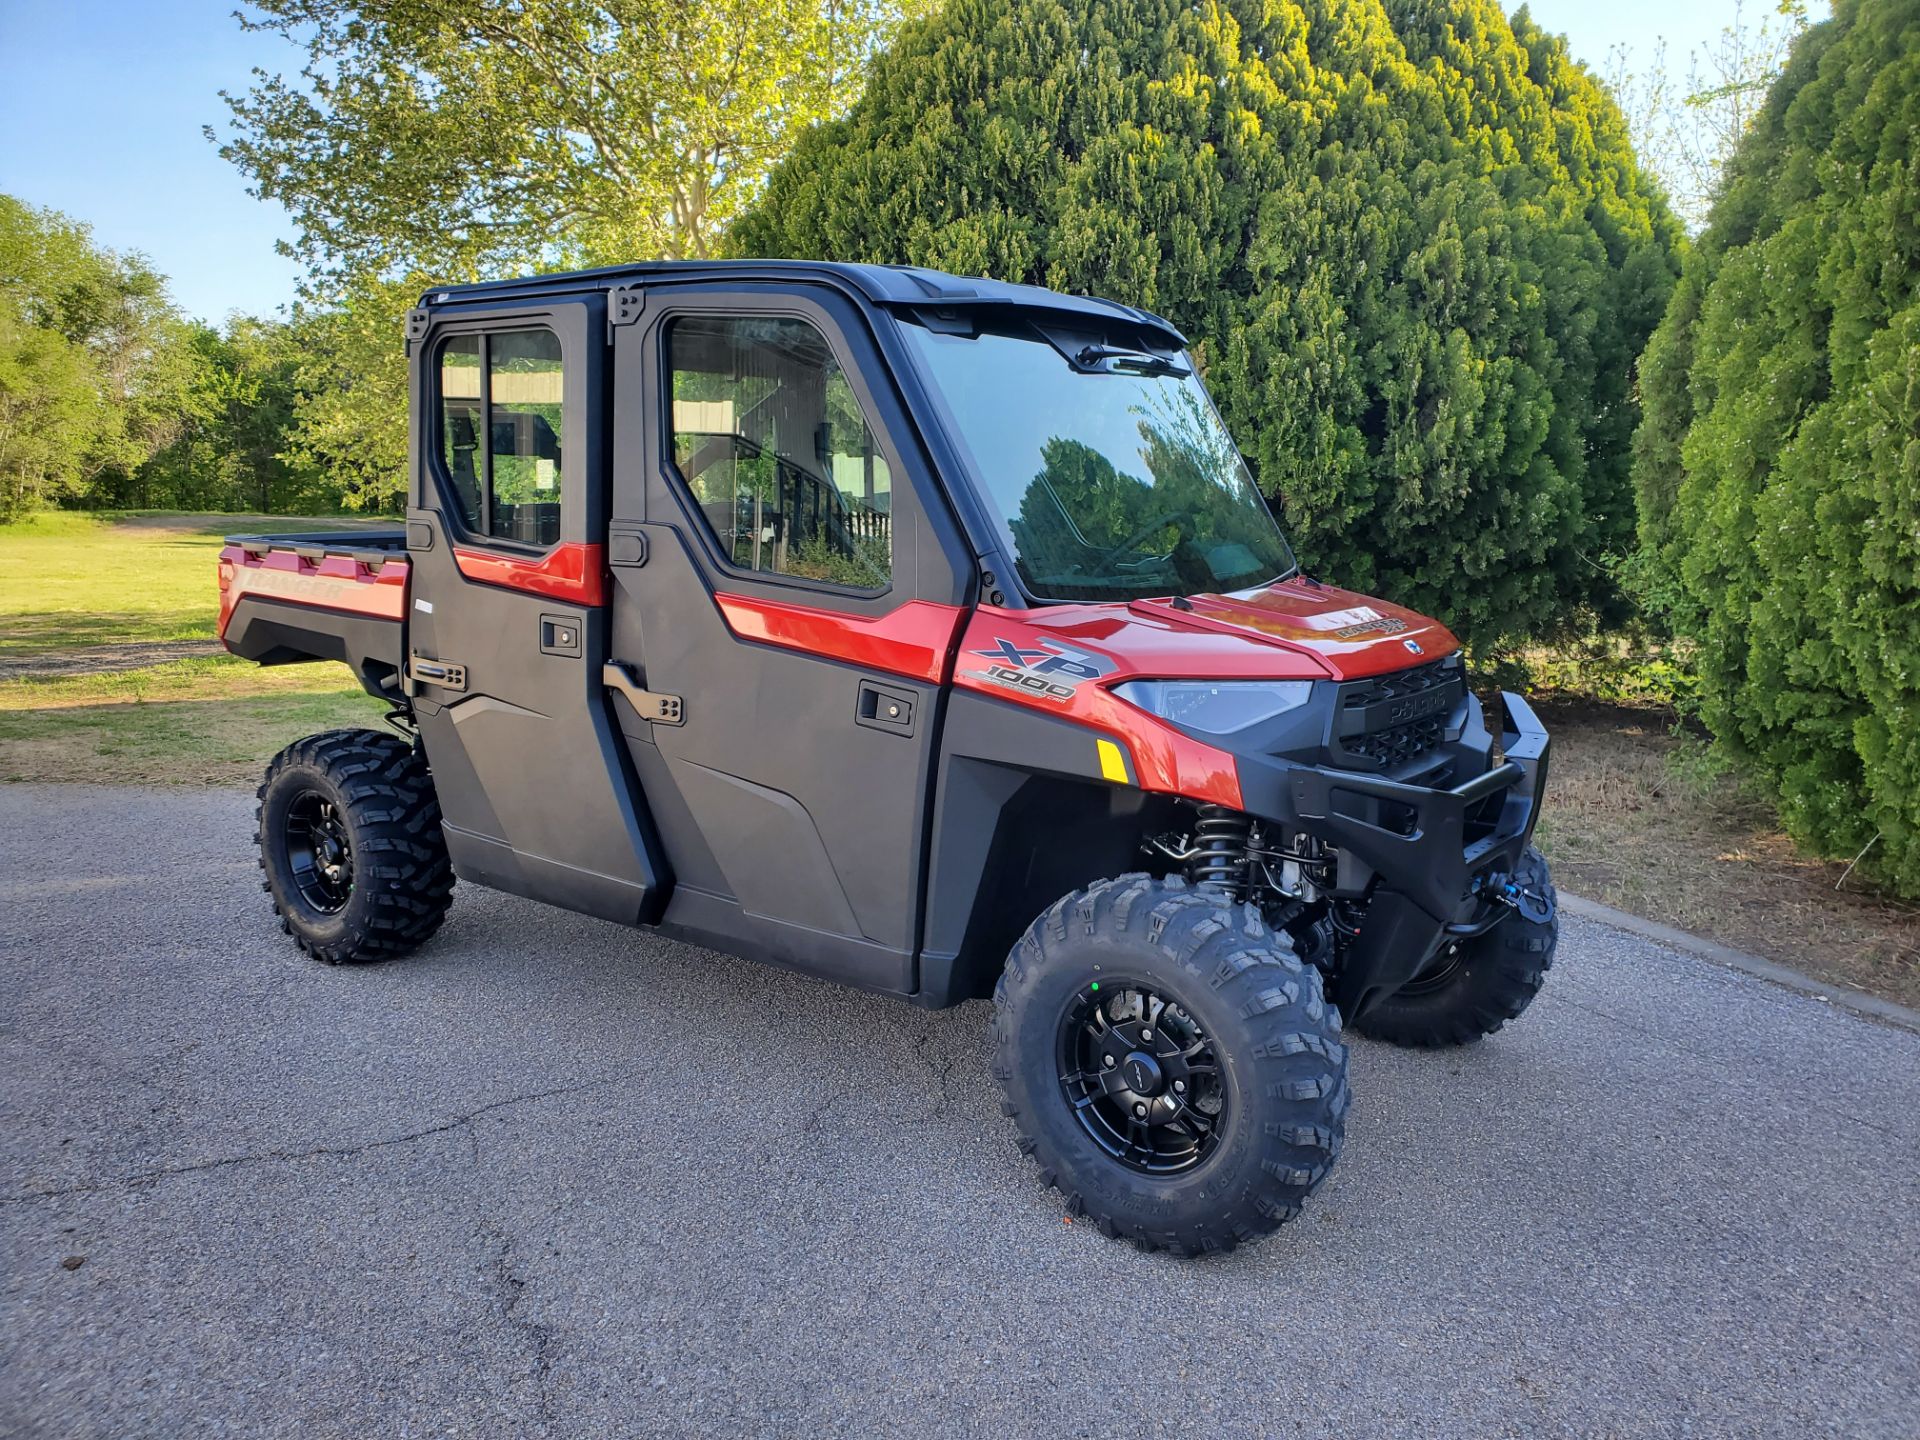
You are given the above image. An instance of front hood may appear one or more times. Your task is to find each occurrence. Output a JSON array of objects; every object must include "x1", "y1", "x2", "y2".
[{"x1": 1126, "y1": 578, "x2": 1458, "y2": 679}]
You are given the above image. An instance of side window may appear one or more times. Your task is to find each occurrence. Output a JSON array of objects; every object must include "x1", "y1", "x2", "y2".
[
  {"x1": 665, "y1": 315, "x2": 891, "y2": 589},
  {"x1": 435, "y1": 327, "x2": 564, "y2": 547},
  {"x1": 439, "y1": 336, "x2": 484, "y2": 524}
]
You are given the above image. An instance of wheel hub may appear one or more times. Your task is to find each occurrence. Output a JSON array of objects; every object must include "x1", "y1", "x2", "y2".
[
  {"x1": 1119, "y1": 1050, "x2": 1163, "y2": 1096},
  {"x1": 285, "y1": 789, "x2": 354, "y2": 914}
]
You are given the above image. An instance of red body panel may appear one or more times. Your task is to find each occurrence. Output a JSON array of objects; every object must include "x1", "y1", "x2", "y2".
[
  {"x1": 219, "y1": 528, "x2": 1450, "y2": 814},
  {"x1": 697, "y1": 579, "x2": 1453, "y2": 808},
  {"x1": 712, "y1": 593, "x2": 966, "y2": 685},
  {"x1": 953, "y1": 608, "x2": 1247, "y2": 809},
  {"x1": 950, "y1": 582, "x2": 1455, "y2": 807},
  {"x1": 217, "y1": 542, "x2": 409, "y2": 642},
  {"x1": 452, "y1": 541, "x2": 607, "y2": 607}
]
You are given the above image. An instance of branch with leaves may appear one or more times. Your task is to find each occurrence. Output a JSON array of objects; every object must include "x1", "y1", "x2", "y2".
[
  {"x1": 206, "y1": 0, "x2": 932, "y2": 507},
  {"x1": 1604, "y1": 0, "x2": 1814, "y2": 230},
  {"x1": 213, "y1": 0, "x2": 934, "y2": 283}
]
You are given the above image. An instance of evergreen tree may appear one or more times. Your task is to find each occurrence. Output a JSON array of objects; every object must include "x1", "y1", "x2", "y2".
[
  {"x1": 1633, "y1": 0, "x2": 1920, "y2": 897},
  {"x1": 730, "y1": 0, "x2": 1681, "y2": 648}
]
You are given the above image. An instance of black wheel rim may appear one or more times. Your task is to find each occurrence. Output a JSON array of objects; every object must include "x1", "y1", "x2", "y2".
[
  {"x1": 1057, "y1": 980, "x2": 1226, "y2": 1175},
  {"x1": 285, "y1": 789, "x2": 353, "y2": 914},
  {"x1": 1399, "y1": 939, "x2": 1470, "y2": 997}
]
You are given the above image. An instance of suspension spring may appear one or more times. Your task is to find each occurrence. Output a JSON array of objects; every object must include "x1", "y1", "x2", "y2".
[{"x1": 1190, "y1": 805, "x2": 1254, "y2": 896}]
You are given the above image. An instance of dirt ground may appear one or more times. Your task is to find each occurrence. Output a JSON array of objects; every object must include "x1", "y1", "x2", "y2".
[
  {"x1": 0, "y1": 638, "x2": 223, "y2": 680},
  {"x1": 1533, "y1": 697, "x2": 1920, "y2": 1011}
]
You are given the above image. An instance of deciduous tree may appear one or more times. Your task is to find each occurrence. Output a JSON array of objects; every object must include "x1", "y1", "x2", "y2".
[
  {"x1": 0, "y1": 195, "x2": 200, "y2": 519},
  {"x1": 130, "y1": 316, "x2": 325, "y2": 513},
  {"x1": 1604, "y1": 1, "x2": 1814, "y2": 231},
  {"x1": 214, "y1": 0, "x2": 934, "y2": 507},
  {"x1": 218, "y1": 0, "x2": 932, "y2": 277}
]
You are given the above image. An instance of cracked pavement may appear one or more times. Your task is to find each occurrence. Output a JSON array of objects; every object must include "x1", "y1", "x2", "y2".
[{"x1": 2, "y1": 784, "x2": 1918, "y2": 1438}]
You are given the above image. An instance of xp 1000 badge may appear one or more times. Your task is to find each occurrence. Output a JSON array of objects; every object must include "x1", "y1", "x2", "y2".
[{"x1": 967, "y1": 636, "x2": 1115, "y2": 702}]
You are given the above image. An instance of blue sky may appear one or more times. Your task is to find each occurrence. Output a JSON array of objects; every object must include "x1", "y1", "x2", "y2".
[{"x1": 0, "y1": 0, "x2": 1764, "y2": 324}]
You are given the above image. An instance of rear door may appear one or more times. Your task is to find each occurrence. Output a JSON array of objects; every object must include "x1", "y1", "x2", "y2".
[
  {"x1": 605, "y1": 281, "x2": 973, "y2": 993},
  {"x1": 406, "y1": 293, "x2": 665, "y2": 923}
]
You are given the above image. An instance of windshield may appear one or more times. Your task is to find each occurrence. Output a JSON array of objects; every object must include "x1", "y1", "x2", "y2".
[{"x1": 901, "y1": 319, "x2": 1296, "y2": 602}]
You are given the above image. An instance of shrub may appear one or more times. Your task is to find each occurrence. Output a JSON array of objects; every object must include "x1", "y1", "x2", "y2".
[
  {"x1": 730, "y1": 0, "x2": 1681, "y2": 649},
  {"x1": 1633, "y1": 0, "x2": 1920, "y2": 896}
]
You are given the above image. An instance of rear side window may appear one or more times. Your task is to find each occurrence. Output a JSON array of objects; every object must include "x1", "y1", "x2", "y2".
[
  {"x1": 436, "y1": 328, "x2": 564, "y2": 547},
  {"x1": 665, "y1": 314, "x2": 891, "y2": 589}
]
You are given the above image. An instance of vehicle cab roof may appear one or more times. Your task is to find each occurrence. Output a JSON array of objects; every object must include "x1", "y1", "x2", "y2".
[{"x1": 417, "y1": 259, "x2": 1187, "y2": 350}]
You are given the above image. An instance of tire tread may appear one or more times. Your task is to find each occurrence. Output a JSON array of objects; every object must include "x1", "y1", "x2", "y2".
[
  {"x1": 993, "y1": 872, "x2": 1347, "y2": 1256},
  {"x1": 255, "y1": 728, "x2": 454, "y2": 964},
  {"x1": 1354, "y1": 846, "x2": 1558, "y2": 1048}
]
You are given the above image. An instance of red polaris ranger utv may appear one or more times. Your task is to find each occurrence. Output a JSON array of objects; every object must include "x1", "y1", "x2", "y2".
[{"x1": 221, "y1": 262, "x2": 1555, "y2": 1254}]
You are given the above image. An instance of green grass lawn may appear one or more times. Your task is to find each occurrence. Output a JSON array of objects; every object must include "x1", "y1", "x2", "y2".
[
  {"x1": 0, "y1": 512, "x2": 392, "y2": 783},
  {"x1": 0, "y1": 510, "x2": 393, "y2": 655}
]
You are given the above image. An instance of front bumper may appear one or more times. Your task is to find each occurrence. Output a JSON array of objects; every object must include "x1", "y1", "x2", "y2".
[{"x1": 1235, "y1": 690, "x2": 1551, "y2": 1018}]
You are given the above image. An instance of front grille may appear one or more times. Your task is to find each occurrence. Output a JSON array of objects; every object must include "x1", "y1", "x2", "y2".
[
  {"x1": 1330, "y1": 655, "x2": 1463, "y2": 771},
  {"x1": 1342, "y1": 712, "x2": 1448, "y2": 767}
]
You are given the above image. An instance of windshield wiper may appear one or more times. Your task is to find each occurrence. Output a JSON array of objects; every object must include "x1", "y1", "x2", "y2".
[{"x1": 1073, "y1": 344, "x2": 1191, "y2": 378}]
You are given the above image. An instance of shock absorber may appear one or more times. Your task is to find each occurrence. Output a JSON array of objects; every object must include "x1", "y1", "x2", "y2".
[{"x1": 1190, "y1": 805, "x2": 1254, "y2": 897}]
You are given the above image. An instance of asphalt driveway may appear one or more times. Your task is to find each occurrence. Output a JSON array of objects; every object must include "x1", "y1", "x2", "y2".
[{"x1": 2, "y1": 785, "x2": 1916, "y2": 1438}]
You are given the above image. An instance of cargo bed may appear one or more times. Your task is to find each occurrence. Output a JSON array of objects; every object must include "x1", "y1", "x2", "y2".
[{"x1": 217, "y1": 530, "x2": 410, "y2": 702}]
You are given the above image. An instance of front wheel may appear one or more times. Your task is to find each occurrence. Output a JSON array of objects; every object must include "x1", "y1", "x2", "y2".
[
  {"x1": 1353, "y1": 846, "x2": 1558, "y2": 1048},
  {"x1": 256, "y1": 729, "x2": 455, "y2": 964},
  {"x1": 993, "y1": 874, "x2": 1348, "y2": 1255}
]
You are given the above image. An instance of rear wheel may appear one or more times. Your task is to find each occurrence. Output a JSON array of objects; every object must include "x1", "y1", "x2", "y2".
[
  {"x1": 993, "y1": 874, "x2": 1348, "y2": 1255},
  {"x1": 257, "y1": 729, "x2": 454, "y2": 964},
  {"x1": 1353, "y1": 846, "x2": 1558, "y2": 1047}
]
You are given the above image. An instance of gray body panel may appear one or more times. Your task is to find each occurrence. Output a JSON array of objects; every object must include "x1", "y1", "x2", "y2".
[
  {"x1": 604, "y1": 282, "x2": 973, "y2": 996},
  {"x1": 405, "y1": 293, "x2": 668, "y2": 926}
]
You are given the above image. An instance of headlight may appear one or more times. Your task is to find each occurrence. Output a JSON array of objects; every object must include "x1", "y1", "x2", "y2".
[{"x1": 1113, "y1": 679, "x2": 1314, "y2": 735}]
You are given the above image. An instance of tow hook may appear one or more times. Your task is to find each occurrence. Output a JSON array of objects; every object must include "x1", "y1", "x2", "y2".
[{"x1": 1493, "y1": 875, "x2": 1555, "y2": 926}]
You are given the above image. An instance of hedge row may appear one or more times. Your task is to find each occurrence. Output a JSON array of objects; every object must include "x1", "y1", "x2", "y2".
[{"x1": 1633, "y1": 0, "x2": 1920, "y2": 897}]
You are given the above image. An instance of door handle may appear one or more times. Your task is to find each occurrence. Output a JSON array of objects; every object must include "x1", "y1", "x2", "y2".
[
  {"x1": 539, "y1": 615, "x2": 582, "y2": 656},
  {"x1": 408, "y1": 656, "x2": 467, "y2": 692},
  {"x1": 856, "y1": 679, "x2": 916, "y2": 736}
]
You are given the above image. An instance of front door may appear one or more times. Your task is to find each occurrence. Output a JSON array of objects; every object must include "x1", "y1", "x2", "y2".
[
  {"x1": 605, "y1": 282, "x2": 972, "y2": 993},
  {"x1": 406, "y1": 293, "x2": 665, "y2": 924}
]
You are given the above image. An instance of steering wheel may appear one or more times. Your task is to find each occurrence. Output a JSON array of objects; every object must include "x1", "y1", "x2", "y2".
[{"x1": 1098, "y1": 509, "x2": 1193, "y2": 564}]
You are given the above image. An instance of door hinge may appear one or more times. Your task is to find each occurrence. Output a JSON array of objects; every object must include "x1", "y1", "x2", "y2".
[
  {"x1": 609, "y1": 285, "x2": 644, "y2": 336},
  {"x1": 603, "y1": 662, "x2": 683, "y2": 725},
  {"x1": 404, "y1": 307, "x2": 431, "y2": 348}
]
